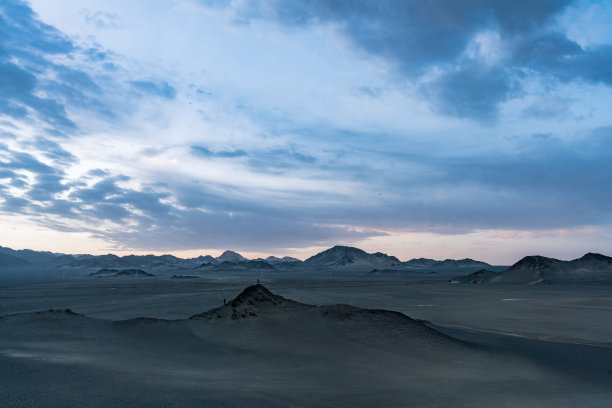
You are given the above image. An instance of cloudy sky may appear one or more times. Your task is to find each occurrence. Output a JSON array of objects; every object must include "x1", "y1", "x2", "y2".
[{"x1": 1, "y1": 0, "x2": 611, "y2": 263}]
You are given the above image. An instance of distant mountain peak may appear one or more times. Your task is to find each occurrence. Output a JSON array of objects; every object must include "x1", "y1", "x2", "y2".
[
  {"x1": 330, "y1": 245, "x2": 367, "y2": 254},
  {"x1": 372, "y1": 252, "x2": 401, "y2": 263},
  {"x1": 579, "y1": 253, "x2": 612, "y2": 262},
  {"x1": 455, "y1": 253, "x2": 612, "y2": 284},
  {"x1": 511, "y1": 255, "x2": 557, "y2": 269},
  {"x1": 304, "y1": 245, "x2": 401, "y2": 269},
  {"x1": 193, "y1": 255, "x2": 217, "y2": 263},
  {"x1": 265, "y1": 255, "x2": 301, "y2": 264},
  {"x1": 216, "y1": 250, "x2": 248, "y2": 263}
]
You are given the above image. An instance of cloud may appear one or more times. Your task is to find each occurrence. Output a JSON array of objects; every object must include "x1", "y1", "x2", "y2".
[
  {"x1": 91, "y1": 203, "x2": 130, "y2": 221},
  {"x1": 202, "y1": 0, "x2": 612, "y2": 121},
  {"x1": 4, "y1": 151, "x2": 54, "y2": 174},
  {"x1": 28, "y1": 137, "x2": 77, "y2": 165},
  {"x1": 72, "y1": 176, "x2": 130, "y2": 203},
  {"x1": 87, "y1": 169, "x2": 109, "y2": 177},
  {"x1": 0, "y1": 61, "x2": 76, "y2": 128},
  {"x1": 1, "y1": 195, "x2": 31, "y2": 212},
  {"x1": 2, "y1": 123, "x2": 611, "y2": 252},
  {"x1": 190, "y1": 145, "x2": 248, "y2": 158},
  {"x1": 27, "y1": 173, "x2": 70, "y2": 201},
  {"x1": 521, "y1": 97, "x2": 574, "y2": 119},
  {"x1": 379, "y1": 127, "x2": 612, "y2": 230},
  {"x1": 0, "y1": 162, "x2": 383, "y2": 251},
  {"x1": 1, "y1": 0, "x2": 611, "y2": 256},
  {"x1": 0, "y1": 149, "x2": 71, "y2": 205},
  {"x1": 0, "y1": 0, "x2": 73, "y2": 54},
  {"x1": 0, "y1": 1, "x2": 79, "y2": 130},
  {"x1": 422, "y1": 63, "x2": 518, "y2": 121},
  {"x1": 80, "y1": 10, "x2": 122, "y2": 29},
  {"x1": 0, "y1": 1, "x2": 173, "y2": 134},
  {"x1": 129, "y1": 80, "x2": 177, "y2": 99},
  {"x1": 204, "y1": 1, "x2": 570, "y2": 67}
]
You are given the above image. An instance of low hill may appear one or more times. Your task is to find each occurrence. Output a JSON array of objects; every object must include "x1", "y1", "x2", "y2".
[
  {"x1": 89, "y1": 268, "x2": 155, "y2": 277},
  {"x1": 403, "y1": 257, "x2": 438, "y2": 268},
  {"x1": 449, "y1": 269, "x2": 498, "y2": 284}
]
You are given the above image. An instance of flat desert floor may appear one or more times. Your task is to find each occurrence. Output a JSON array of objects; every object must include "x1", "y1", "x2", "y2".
[{"x1": 1, "y1": 271, "x2": 611, "y2": 407}]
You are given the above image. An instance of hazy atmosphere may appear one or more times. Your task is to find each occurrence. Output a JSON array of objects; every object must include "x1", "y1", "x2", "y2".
[{"x1": 1, "y1": 0, "x2": 612, "y2": 263}]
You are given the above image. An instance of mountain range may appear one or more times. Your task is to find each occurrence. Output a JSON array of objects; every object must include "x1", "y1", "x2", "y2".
[
  {"x1": 2, "y1": 244, "x2": 610, "y2": 283},
  {"x1": 450, "y1": 253, "x2": 612, "y2": 284},
  {"x1": 0, "y1": 244, "x2": 494, "y2": 272}
]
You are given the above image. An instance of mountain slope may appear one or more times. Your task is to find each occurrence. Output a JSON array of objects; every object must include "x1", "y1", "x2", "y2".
[
  {"x1": 64, "y1": 254, "x2": 196, "y2": 269},
  {"x1": 449, "y1": 269, "x2": 498, "y2": 284},
  {"x1": 216, "y1": 250, "x2": 248, "y2": 263},
  {"x1": 0, "y1": 252, "x2": 31, "y2": 268},
  {"x1": 404, "y1": 257, "x2": 490, "y2": 269},
  {"x1": 304, "y1": 245, "x2": 402, "y2": 270},
  {"x1": 452, "y1": 253, "x2": 612, "y2": 284},
  {"x1": 191, "y1": 255, "x2": 218, "y2": 264},
  {"x1": 0, "y1": 246, "x2": 64, "y2": 265},
  {"x1": 265, "y1": 256, "x2": 302, "y2": 265}
]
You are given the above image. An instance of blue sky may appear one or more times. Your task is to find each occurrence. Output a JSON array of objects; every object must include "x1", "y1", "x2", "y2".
[{"x1": 1, "y1": 0, "x2": 611, "y2": 263}]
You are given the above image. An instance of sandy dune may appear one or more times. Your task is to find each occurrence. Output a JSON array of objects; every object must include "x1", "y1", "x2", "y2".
[{"x1": 2, "y1": 284, "x2": 611, "y2": 407}]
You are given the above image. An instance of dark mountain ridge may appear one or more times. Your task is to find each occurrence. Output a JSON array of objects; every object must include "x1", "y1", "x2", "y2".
[
  {"x1": 0, "y1": 244, "x2": 567, "y2": 278},
  {"x1": 451, "y1": 253, "x2": 612, "y2": 284},
  {"x1": 404, "y1": 257, "x2": 490, "y2": 269},
  {"x1": 0, "y1": 246, "x2": 64, "y2": 264}
]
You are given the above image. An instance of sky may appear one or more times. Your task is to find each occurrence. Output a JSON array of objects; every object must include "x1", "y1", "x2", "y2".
[{"x1": 1, "y1": 0, "x2": 612, "y2": 263}]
